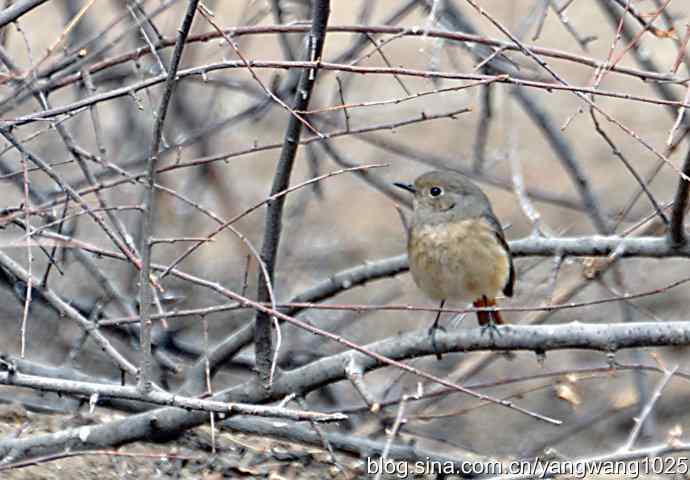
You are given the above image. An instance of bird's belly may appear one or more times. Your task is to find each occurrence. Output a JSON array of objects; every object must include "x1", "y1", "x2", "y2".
[{"x1": 408, "y1": 220, "x2": 509, "y2": 302}]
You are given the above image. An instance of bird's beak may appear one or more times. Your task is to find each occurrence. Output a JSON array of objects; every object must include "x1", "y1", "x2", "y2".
[{"x1": 393, "y1": 182, "x2": 416, "y2": 194}]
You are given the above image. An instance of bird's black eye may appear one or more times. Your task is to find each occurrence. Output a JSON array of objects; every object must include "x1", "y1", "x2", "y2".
[{"x1": 429, "y1": 186, "x2": 443, "y2": 197}]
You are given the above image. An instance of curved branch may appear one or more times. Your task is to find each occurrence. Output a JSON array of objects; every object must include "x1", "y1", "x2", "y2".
[
  {"x1": 34, "y1": 25, "x2": 689, "y2": 96},
  {"x1": 1, "y1": 321, "x2": 690, "y2": 464},
  {"x1": 6, "y1": 61, "x2": 689, "y2": 129}
]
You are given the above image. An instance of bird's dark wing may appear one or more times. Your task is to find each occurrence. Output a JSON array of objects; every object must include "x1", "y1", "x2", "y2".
[{"x1": 481, "y1": 212, "x2": 515, "y2": 297}]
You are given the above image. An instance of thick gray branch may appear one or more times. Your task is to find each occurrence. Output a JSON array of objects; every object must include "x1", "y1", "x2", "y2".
[
  {"x1": 670, "y1": 147, "x2": 690, "y2": 246},
  {"x1": 255, "y1": 0, "x2": 330, "y2": 383},
  {"x1": 2, "y1": 321, "x2": 690, "y2": 464},
  {"x1": 0, "y1": 0, "x2": 50, "y2": 28},
  {"x1": 510, "y1": 235, "x2": 690, "y2": 257}
]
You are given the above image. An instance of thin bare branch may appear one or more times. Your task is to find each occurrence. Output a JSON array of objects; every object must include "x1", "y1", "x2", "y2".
[{"x1": 138, "y1": 0, "x2": 201, "y2": 392}]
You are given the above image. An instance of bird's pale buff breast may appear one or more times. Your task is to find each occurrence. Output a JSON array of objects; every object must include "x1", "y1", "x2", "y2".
[{"x1": 407, "y1": 218, "x2": 510, "y2": 302}]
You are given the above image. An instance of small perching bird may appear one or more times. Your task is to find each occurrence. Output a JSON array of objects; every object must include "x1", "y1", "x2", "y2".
[{"x1": 394, "y1": 170, "x2": 515, "y2": 358}]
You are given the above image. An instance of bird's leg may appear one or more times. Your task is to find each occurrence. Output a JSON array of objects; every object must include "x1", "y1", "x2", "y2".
[
  {"x1": 428, "y1": 299, "x2": 446, "y2": 360},
  {"x1": 479, "y1": 295, "x2": 502, "y2": 337}
]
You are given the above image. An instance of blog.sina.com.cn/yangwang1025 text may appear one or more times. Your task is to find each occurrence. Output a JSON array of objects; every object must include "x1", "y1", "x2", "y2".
[{"x1": 366, "y1": 456, "x2": 690, "y2": 478}]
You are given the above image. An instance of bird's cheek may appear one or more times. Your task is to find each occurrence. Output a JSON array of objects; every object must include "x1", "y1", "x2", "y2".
[{"x1": 439, "y1": 198, "x2": 455, "y2": 211}]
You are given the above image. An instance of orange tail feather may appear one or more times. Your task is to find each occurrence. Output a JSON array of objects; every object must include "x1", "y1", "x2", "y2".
[{"x1": 473, "y1": 297, "x2": 506, "y2": 326}]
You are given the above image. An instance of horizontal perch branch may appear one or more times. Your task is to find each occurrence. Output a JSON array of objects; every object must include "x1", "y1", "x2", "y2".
[
  {"x1": 1, "y1": 320, "x2": 688, "y2": 464},
  {"x1": 0, "y1": 368, "x2": 345, "y2": 423}
]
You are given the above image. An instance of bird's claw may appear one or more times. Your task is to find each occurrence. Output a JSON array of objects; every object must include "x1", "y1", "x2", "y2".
[
  {"x1": 480, "y1": 320, "x2": 502, "y2": 338},
  {"x1": 428, "y1": 323, "x2": 446, "y2": 360}
]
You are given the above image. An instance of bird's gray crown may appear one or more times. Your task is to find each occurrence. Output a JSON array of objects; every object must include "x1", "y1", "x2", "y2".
[{"x1": 405, "y1": 170, "x2": 494, "y2": 227}]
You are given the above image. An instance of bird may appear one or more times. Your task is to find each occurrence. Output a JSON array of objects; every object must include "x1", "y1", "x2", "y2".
[{"x1": 394, "y1": 170, "x2": 515, "y2": 358}]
